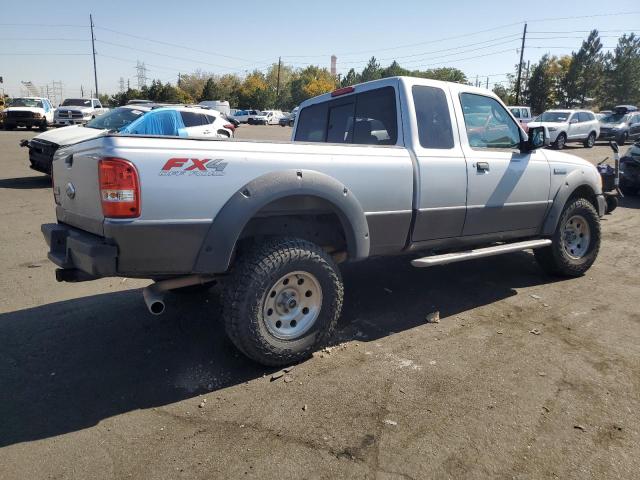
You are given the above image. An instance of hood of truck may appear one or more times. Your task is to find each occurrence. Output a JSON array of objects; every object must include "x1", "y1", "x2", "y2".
[
  {"x1": 34, "y1": 125, "x2": 105, "y2": 147},
  {"x1": 6, "y1": 107, "x2": 46, "y2": 115}
]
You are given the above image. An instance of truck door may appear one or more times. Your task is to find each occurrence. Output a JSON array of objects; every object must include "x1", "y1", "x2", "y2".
[
  {"x1": 411, "y1": 84, "x2": 468, "y2": 241},
  {"x1": 454, "y1": 92, "x2": 550, "y2": 236}
]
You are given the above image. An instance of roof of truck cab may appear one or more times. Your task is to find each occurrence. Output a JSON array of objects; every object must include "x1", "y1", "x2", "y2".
[{"x1": 298, "y1": 76, "x2": 501, "y2": 111}]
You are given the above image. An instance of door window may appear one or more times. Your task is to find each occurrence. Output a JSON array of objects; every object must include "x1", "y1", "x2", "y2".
[
  {"x1": 180, "y1": 111, "x2": 209, "y2": 127},
  {"x1": 577, "y1": 112, "x2": 591, "y2": 123},
  {"x1": 460, "y1": 93, "x2": 521, "y2": 149},
  {"x1": 412, "y1": 85, "x2": 454, "y2": 149}
]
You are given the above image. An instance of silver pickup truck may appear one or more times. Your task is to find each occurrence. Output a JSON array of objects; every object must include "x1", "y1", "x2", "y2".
[{"x1": 42, "y1": 76, "x2": 607, "y2": 366}]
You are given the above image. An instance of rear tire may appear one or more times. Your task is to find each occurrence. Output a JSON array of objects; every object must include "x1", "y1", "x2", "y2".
[
  {"x1": 583, "y1": 132, "x2": 596, "y2": 148},
  {"x1": 535, "y1": 198, "x2": 601, "y2": 277},
  {"x1": 554, "y1": 133, "x2": 567, "y2": 150},
  {"x1": 223, "y1": 237, "x2": 343, "y2": 366}
]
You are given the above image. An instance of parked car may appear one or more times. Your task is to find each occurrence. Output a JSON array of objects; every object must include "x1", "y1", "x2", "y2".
[
  {"x1": 233, "y1": 109, "x2": 261, "y2": 124},
  {"x1": 2, "y1": 97, "x2": 54, "y2": 131},
  {"x1": 620, "y1": 140, "x2": 640, "y2": 194},
  {"x1": 279, "y1": 107, "x2": 298, "y2": 127},
  {"x1": 252, "y1": 110, "x2": 284, "y2": 125},
  {"x1": 54, "y1": 98, "x2": 108, "y2": 126},
  {"x1": 598, "y1": 106, "x2": 640, "y2": 145},
  {"x1": 528, "y1": 109, "x2": 600, "y2": 149},
  {"x1": 508, "y1": 106, "x2": 533, "y2": 132},
  {"x1": 41, "y1": 76, "x2": 607, "y2": 366},
  {"x1": 21, "y1": 104, "x2": 233, "y2": 175}
]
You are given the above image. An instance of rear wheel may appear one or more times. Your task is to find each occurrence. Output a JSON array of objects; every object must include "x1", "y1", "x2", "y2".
[
  {"x1": 223, "y1": 237, "x2": 343, "y2": 366},
  {"x1": 535, "y1": 198, "x2": 601, "y2": 277},
  {"x1": 554, "y1": 133, "x2": 567, "y2": 150},
  {"x1": 583, "y1": 132, "x2": 596, "y2": 148}
]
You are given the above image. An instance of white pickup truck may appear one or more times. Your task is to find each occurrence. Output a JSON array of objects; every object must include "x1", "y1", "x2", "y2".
[
  {"x1": 54, "y1": 98, "x2": 108, "y2": 126},
  {"x1": 41, "y1": 76, "x2": 607, "y2": 366}
]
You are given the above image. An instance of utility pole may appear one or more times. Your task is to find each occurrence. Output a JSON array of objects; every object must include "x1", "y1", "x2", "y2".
[
  {"x1": 178, "y1": 73, "x2": 181, "y2": 87},
  {"x1": 486, "y1": 77, "x2": 489, "y2": 89},
  {"x1": 81, "y1": 85, "x2": 84, "y2": 97},
  {"x1": 475, "y1": 75, "x2": 479, "y2": 88},
  {"x1": 515, "y1": 22, "x2": 527, "y2": 105},
  {"x1": 127, "y1": 79, "x2": 130, "y2": 90},
  {"x1": 276, "y1": 57, "x2": 282, "y2": 108},
  {"x1": 90, "y1": 14, "x2": 99, "y2": 98}
]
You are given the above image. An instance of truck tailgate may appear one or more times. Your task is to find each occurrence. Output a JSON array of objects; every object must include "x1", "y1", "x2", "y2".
[{"x1": 52, "y1": 143, "x2": 105, "y2": 236}]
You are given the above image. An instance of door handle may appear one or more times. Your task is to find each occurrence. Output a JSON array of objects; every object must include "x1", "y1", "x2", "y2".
[{"x1": 476, "y1": 161, "x2": 490, "y2": 172}]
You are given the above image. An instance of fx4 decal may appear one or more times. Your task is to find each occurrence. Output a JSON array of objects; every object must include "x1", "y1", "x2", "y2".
[{"x1": 159, "y1": 158, "x2": 228, "y2": 176}]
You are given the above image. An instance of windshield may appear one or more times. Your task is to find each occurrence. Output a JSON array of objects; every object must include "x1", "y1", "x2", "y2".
[
  {"x1": 601, "y1": 113, "x2": 629, "y2": 124},
  {"x1": 540, "y1": 111, "x2": 569, "y2": 123},
  {"x1": 8, "y1": 98, "x2": 43, "y2": 108},
  {"x1": 85, "y1": 107, "x2": 146, "y2": 131},
  {"x1": 62, "y1": 98, "x2": 91, "y2": 107}
]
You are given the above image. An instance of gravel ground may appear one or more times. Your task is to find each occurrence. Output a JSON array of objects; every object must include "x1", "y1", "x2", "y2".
[{"x1": 0, "y1": 126, "x2": 639, "y2": 479}]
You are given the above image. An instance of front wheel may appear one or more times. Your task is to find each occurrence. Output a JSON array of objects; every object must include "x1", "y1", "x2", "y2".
[
  {"x1": 535, "y1": 198, "x2": 601, "y2": 277},
  {"x1": 223, "y1": 237, "x2": 343, "y2": 366},
  {"x1": 583, "y1": 132, "x2": 596, "y2": 148},
  {"x1": 554, "y1": 133, "x2": 567, "y2": 150}
]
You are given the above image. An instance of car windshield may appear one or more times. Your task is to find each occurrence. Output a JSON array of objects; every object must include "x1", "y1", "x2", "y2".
[
  {"x1": 62, "y1": 98, "x2": 91, "y2": 107},
  {"x1": 539, "y1": 111, "x2": 569, "y2": 122},
  {"x1": 601, "y1": 113, "x2": 629, "y2": 124},
  {"x1": 85, "y1": 107, "x2": 146, "y2": 131},
  {"x1": 8, "y1": 98, "x2": 43, "y2": 108}
]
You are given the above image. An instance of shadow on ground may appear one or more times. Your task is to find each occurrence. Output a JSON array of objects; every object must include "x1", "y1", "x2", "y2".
[
  {"x1": 0, "y1": 176, "x2": 51, "y2": 189},
  {"x1": 0, "y1": 251, "x2": 559, "y2": 447}
]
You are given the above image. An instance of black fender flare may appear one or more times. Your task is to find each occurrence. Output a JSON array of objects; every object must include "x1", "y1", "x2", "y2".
[
  {"x1": 541, "y1": 169, "x2": 599, "y2": 236},
  {"x1": 193, "y1": 169, "x2": 370, "y2": 273}
]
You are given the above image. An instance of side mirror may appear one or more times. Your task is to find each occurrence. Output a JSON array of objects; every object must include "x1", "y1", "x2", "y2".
[
  {"x1": 570, "y1": 118, "x2": 578, "y2": 124},
  {"x1": 521, "y1": 126, "x2": 549, "y2": 152}
]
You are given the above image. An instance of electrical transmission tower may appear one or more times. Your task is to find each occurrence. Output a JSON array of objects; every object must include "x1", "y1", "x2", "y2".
[
  {"x1": 119, "y1": 77, "x2": 125, "y2": 93},
  {"x1": 136, "y1": 61, "x2": 147, "y2": 89}
]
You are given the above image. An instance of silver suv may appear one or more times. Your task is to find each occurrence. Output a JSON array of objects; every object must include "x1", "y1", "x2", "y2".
[{"x1": 528, "y1": 110, "x2": 600, "y2": 149}]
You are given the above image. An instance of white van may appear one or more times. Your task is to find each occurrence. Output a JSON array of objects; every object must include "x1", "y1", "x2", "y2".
[{"x1": 198, "y1": 100, "x2": 231, "y2": 116}]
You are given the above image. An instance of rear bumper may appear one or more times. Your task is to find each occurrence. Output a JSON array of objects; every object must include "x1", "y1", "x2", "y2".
[{"x1": 42, "y1": 223, "x2": 117, "y2": 279}]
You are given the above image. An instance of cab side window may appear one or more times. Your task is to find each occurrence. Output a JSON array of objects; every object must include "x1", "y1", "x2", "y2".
[
  {"x1": 412, "y1": 85, "x2": 454, "y2": 149},
  {"x1": 460, "y1": 93, "x2": 520, "y2": 149},
  {"x1": 180, "y1": 111, "x2": 209, "y2": 127}
]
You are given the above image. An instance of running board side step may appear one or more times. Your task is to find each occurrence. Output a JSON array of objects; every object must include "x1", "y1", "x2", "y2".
[{"x1": 411, "y1": 239, "x2": 552, "y2": 268}]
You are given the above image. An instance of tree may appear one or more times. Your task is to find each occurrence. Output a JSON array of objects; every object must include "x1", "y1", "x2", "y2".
[
  {"x1": 601, "y1": 33, "x2": 640, "y2": 106},
  {"x1": 200, "y1": 77, "x2": 219, "y2": 101},
  {"x1": 360, "y1": 57, "x2": 382, "y2": 82},
  {"x1": 340, "y1": 68, "x2": 359, "y2": 87},
  {"x1": 237, "y1": 71, "x2": 274, "y2": 109},
  {"x1": 413, "y1": 67, "x2": 467, "y2": 83},
  {"x1": 528, "y1": 55, "x2": 557, "y2": 114},
  {"x1": 381, "y1": 61, "x2": 409, "y2": 78},
  {"x1": 289, "y1": 66, "x2": 336, "y2": 106},
  {"x1": 563, "y1": 30, "x2": 604, "y2": 107},
  {"x1": 492, "y1": 84, "x2": 511, "y2": 103}
]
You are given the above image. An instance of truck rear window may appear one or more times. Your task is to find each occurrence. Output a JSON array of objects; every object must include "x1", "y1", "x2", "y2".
[{"x1": 295, "y1": 86, "x2": 398, "y2": 146}]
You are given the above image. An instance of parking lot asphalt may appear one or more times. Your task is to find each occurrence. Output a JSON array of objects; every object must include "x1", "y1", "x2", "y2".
[{"x1": 1, "y1": 125, "x2": 639, "y2": 479}]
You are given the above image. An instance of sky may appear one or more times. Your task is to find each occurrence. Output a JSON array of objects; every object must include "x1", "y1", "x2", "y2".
[{"x1": 0, "y1": 0, "x2": 638, "y2": 101}]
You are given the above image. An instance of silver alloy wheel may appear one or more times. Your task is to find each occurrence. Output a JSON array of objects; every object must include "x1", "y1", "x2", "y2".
[
  {"x1": 587, "y1": 133, "x2": 595, "y2": 147},
  {"x1": 562, "y1": 214, "x2": 591, "y2": 259},
  {"x1": 262, "y1": 271, "x2": 323, "y2": 340},
  {"x1": 557, "y1": 134, "x2": 566, "y2": 149}
]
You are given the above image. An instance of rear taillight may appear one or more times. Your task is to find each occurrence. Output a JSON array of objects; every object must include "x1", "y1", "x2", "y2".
[
  {"x1": 98, "y1": 158, "x2": 140, "y2": 218},
  {"x1": 224, "y1": 123, "x2": 236, "y2": 131}
]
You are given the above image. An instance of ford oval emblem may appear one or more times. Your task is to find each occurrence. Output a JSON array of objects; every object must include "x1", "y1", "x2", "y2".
[{"x1": 65, "y1": 182, "x2": 76, "y2": 199}]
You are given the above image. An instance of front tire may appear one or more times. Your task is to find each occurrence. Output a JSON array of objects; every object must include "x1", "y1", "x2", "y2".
[
  {"x1": 617, "y1": 132, "x2": 628, "y2": 146},
  {"x1": 223, "y1": 237, "x2": 343, "y2": 366},
  {"x1": 535, "y1": 198, "x2": 601, "y2": 277},
  {"x1": 554, "y1": 133, "x2": 567, "y2": 150},
  {"x1": 583, "y1": 132, "x2": 596, "y2": 148}
]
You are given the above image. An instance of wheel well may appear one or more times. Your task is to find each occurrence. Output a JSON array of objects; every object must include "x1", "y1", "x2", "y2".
[
  {"x1": 237, "y1": 196, "x2": 349, "y2": 260},
  {"x1": 568, "y1": 185, "x2": 597, "y2": 210},
  {"x1": 217, "y1": 129, "x2": 230, "y2": 137}
]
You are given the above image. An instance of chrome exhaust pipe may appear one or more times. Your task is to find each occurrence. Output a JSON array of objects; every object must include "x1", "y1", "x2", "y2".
[{"x1": 142, "y1": 275, "x2": 215, "y2": 315}]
